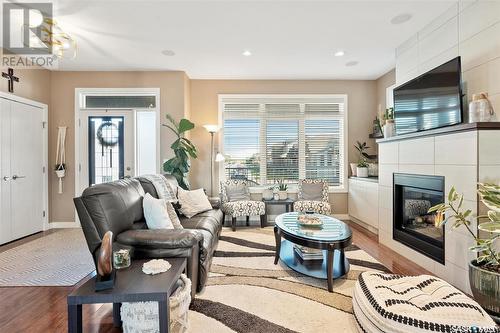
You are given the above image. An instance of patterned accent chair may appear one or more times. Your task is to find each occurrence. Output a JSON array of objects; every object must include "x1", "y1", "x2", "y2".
[
  {"x1": 293, "y1": 179, "x2": 331, "y2": 215},
  {"x1": 220, "y1": 179, "x2": 266, "y2": 231}
]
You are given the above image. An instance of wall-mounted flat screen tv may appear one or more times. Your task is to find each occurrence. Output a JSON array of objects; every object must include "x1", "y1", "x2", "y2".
[{"x1": 393, "y1": 56, "x2": 463, "y2": 135}]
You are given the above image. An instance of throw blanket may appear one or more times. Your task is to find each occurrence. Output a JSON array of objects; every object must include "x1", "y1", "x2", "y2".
[{"x1": 140, "y1": 174, "x2": 177, "y2": 201}]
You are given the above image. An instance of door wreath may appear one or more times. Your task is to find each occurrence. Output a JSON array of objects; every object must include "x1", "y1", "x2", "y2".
[{"x1": 96, "y1": 121, "x2": 119, "y2": 147}]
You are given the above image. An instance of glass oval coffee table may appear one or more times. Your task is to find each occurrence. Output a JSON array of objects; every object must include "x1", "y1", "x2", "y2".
[{"x1": 274, "y1": 212, "x2": 352, "y2": 292}]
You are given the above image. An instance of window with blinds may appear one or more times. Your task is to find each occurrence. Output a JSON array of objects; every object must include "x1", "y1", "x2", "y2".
[{"x1": 220, "y1": 95, "x2": 347, "y2": 188}]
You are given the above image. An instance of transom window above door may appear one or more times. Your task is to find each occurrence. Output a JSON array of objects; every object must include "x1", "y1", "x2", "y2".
[{"x1": 219, "y1": 95, "x2": 347, "y2": 189}]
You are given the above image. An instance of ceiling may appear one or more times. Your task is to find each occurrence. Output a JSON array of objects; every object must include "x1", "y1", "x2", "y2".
[{"x1": 49, "y1": 0, "x2": 454, "y2": 79}]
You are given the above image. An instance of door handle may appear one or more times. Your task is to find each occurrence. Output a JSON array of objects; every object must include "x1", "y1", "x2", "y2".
[
  {"x1": 12, "y1": 175, "x2": 26, "y2": 180},
  {"x1": 2, "y1": 176, "x2": 10, "y2": 181}
]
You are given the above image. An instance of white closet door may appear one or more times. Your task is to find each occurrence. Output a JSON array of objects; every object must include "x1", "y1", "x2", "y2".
[
  {"x1": 0, "y1": 99, "x2": 12, "y2": 244},
  {"x1": 10, "y1": 100, "x2": 44, "y2": 239}
]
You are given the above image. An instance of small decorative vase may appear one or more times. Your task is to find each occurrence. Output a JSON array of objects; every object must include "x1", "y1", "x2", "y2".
[
  {"x1": 357, "y1": 167, "x2": 369, "y2": 178},
  {"x1": 113, "y1": 249, "x2": 131, "y2": 269},
  {"x1": 278, "y1": 191, "x2": 287, "y2": 200},
  {"x1": 273, "y1": 193, "x2": 280, "y2": 200},
  {"x1": 350, "y1": 163, "x2": 358, "y2": 176},
  {"x1": 383, "y1": 120, "x2": 395, "y2": 138},
  {"x1": 368, "y1": 163, "x2": 378, "y2": 177},
  {"x1": 262, "y1": 189, "x2": 274, "y2": 200},
  {"x1": 469, "y1": 93, "x2": 495, "y2": 123}
]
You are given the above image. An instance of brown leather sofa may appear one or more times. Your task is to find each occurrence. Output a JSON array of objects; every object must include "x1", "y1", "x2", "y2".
[{"x1": 73, "y1": 175, "x2": 223, "y2": 296}]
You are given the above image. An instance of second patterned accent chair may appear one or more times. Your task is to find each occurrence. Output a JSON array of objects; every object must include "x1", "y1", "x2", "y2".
[
  {"x1": 293, "y1": 179, "x2": 331, "y2": 215},
  {"x1": 220, "y1": 179, "x2": 266, "y2": 231}
]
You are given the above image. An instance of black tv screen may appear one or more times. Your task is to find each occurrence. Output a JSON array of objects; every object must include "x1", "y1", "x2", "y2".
[{"x1": 393, "y1": 57, "x2": 463, "y2": 135}]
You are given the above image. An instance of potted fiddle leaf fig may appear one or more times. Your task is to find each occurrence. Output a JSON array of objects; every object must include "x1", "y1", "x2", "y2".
[
  {"x1": 354, "y1": 141, "x2": 370, "y2": 178},
  {"x1": 429, "y1": 184, "x2": 499, "y2": 319},
  {"x1": 162, "y1": 115, "x2": 197, "y2": 190}
]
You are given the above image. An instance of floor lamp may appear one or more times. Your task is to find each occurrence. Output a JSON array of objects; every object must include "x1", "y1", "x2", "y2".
[{"x1": 203, "y1": 125, "x2": 219, "y2": 196}]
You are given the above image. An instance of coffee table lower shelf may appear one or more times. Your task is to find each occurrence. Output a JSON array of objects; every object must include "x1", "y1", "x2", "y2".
[{"x1": 279, "y1": 240, "x2": 350, "y2": 280}]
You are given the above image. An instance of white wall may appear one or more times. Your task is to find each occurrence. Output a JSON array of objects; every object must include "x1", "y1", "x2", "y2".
[
  {"x1": 378, "y1": 133, "x2": 478, "y2": 293},
  {"x1": 395, "y1": 1, "x2": 500, "y2": 115}
]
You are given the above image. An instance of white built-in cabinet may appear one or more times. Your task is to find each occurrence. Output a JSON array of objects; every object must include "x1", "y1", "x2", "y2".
[
  {"x1": 0, "y1": 94, "x2": 48, "y2": 245},
  {"x1": 348, "y1": 178, "x2": 379, "y2": 233}
]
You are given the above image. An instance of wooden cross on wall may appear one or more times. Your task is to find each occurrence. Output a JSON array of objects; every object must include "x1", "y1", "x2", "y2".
[{"x1": 2, "y1": 68, "x2": 19, "y2": 93}]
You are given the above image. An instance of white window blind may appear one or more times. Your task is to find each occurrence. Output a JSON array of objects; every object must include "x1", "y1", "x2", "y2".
[{"x1": 221, "y1": 95, "x2": 347, "y2": 188}]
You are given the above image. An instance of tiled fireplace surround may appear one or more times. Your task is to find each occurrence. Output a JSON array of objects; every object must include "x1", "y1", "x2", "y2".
[{"x1": 377, "y1": 127, "x2": 500, "y2": 293}]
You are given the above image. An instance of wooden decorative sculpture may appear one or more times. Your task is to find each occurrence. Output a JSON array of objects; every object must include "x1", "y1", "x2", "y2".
[
  {"x1": 98, "y1": 231, "x2": 113, "y2": 276},
  {"x1": 95, "y1": 231, "x2": 115, "y2": 291}
]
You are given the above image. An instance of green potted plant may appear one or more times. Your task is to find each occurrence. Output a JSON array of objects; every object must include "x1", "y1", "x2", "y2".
[
  {"x1": 429, "y1": 184, "x2": 499, "y2": 319},
  {"x1": 263, "y1": 185, "x2": 275, "y2": 200},
  {"x1": 162, "y1": 115, "x2": 197, "y2": 190},
  {"x1": 383, "y1": 107, "x2": 395, "y2": 138},
  {"x1": 354, "y1": 141, "x2": 370, "y2": 178},
  {"x1": 276, "y1": 179, "x2": 288, "y2": 200}
]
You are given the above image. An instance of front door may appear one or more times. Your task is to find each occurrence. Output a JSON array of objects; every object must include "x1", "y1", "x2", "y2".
[{"x1": 79, "y1": 110, "x2": 135, "y2": 191}]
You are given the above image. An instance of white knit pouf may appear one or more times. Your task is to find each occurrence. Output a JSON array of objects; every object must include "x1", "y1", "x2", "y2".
[
  {"x1": 120, "y1": 274, "x2": 192, "y2": 333},
  {"x1": 353, "y1": 272, "x2": 498, "y2": 333}
]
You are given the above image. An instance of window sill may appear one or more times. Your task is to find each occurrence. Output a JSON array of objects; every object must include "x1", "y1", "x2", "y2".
[{"x1": 248, "y1": 185, "x2": 347, "y2": 194}]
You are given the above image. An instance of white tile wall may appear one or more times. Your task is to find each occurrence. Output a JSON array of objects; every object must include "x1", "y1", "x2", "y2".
[
  {"x1": 378, "y1": 186, "x2": 392, "y2": 210},
  {"x1": 479, "y1": 165, "x2": 500, "y2": 183},
  {"x1": 436, "y1": 165, "x2": 478, "y2": 201},
  {"x1": 419, "y1": 3, "x2": 458, "y2": 40},
  {"x1": 459, "y1": 0, "x2": 500, "y2": 42},
  {"x1": 478, "y1": 131, "x2": 500, "y2": 164},
  {"x1": 419, "y1": 46, "x2": 459, "y2": 75},
  {"x1": 378, "y1": 207, "x2": 392, "y2": 232},
  {"x1": 461, "y1": 22, "x2": 500, "y2": 71},
  {"x1": 462, "y1": 63, "x2": 489, "y2": 98},
  {"x1": 435, "y1": 131, "x2": 477, "y2": 165},
  {"x1": 378, "y1": 164, "x2": 398, "y2": 187},
  {"x1": 386, "y1": 0, "x2": 500, "y2": 292},
  {"x1": 398, "y1": 164, "x2": 435, "y2": 176},
  {"x1": 446, "y1": 229, "x2": 476, "y2": 269},
  {"x1": 419, "y1": 17, "x2": 458, "y2": 64},
  {"x1": 488, "y1": 57, "x2": 500, "y2": 95},
  {"x1": 399, "y1": 137, "x2": 435, "y2": 164},
  {"x1": 379, "y1": 142, "x2": 399, "y2": 164},
  {"x1": 395, "y1": 1, "x2": 500, "y2": 107},
  {"x1": 377, "y1": 129, "x2": 497, "y2": 292}
]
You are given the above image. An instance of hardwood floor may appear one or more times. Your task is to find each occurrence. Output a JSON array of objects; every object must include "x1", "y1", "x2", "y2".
[{"x1": 0, "y1": 223, "x2": 430, "y2": 333}]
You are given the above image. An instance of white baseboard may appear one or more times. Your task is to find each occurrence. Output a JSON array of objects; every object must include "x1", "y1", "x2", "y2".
[
  {"x1": 333, "y1": 214, "x2": 350, "y2": 220},
  {"x1": 49, "y1": 222, "x2": 81, "y2": 229},
  {"x1": 348, "y1": 216, "x2": 379, "y2": 234}
]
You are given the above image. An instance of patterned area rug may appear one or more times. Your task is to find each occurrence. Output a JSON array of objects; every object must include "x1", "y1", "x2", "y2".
[
  {"x1": 187, "y1": 227, "x2": 389, "y2": 333},
  {"x1": 0, "y1": 229, "x2": 94, "y2": 286}
]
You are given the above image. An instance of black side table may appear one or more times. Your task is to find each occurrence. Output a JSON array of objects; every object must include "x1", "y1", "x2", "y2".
[
  {"x1": 67, "y1": 258, "x2": 186, "y2": 333},
  {"x1": 262, "y1": 198, "x2": 295, "y2": 214}
]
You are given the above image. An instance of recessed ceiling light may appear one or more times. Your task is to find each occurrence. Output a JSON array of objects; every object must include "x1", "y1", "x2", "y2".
[
  {"x1": 161, "y1": 49, "x2": 175, "y2": 56},
  {"x1": 334, "y1": 50, "x2": 345, "y2": 57},
  {"x1": 391, "y1": 13, "x2": 412, "y2": 25},
  {"x1": 345, "y1": 61, "x2": 359, "y2": 67},
  {"x1": 242, "y1": 50, "x2": 252, "y2": 57}
]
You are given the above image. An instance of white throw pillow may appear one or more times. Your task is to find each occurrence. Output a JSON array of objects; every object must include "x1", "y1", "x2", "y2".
[
  {"x1": 166, "y1": 201, "x2": 183, "y2": 229},
  {"x1": 143, "y1": 193, "x2": 174, "y2": 230},
  {"x1": 177, "y1": 187, "x2": 212, "y2": 218}
]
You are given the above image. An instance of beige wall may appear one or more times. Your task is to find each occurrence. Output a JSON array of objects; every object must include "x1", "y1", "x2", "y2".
[
  {"x1": 2, "y1": 69, "x2": 380, "y2": 219},
  {"x1": 375, "y1": 69, "x2": 395, "y2": 114},
  {"x1": 1, "y1": 67, "x2": 51, "y2": 105},
  {"x1": 48, "y1": 71, "x2": 189, "y2": 222},
  {"x1": 188, "y1": 79, "x2": 378, "y2": 214}
]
